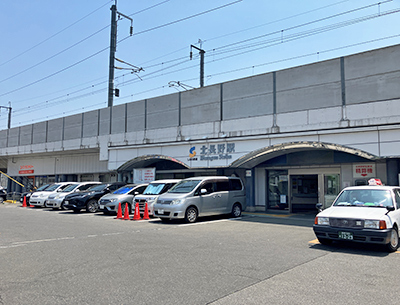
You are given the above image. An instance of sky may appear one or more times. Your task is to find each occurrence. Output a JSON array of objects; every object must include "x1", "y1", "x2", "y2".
[{"x1": 0, "y1": 0, "x2": 400, "y2": 130}]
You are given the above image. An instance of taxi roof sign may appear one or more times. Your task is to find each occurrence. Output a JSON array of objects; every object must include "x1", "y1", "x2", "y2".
[{"x1": 368, "y1": 178, "x2": 382, "y2": 186}]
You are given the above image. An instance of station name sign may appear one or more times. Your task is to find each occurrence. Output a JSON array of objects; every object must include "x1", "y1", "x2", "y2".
[{"x1": 188, "y1": 143, "x2": 235, "y2": 162}]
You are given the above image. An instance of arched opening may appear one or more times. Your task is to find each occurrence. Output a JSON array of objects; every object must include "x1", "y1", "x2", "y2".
[{"x1": 229, "y1": 141, "x2": 381, "y2": 213}]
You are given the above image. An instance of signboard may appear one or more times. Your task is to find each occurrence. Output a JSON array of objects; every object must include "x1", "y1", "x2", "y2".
[
  {"x1": 187, "y1": 143, "x2": 236, "y2": 162},
  {"x1": 353, "y1": 163, "x2": 375, "y2": 178},
  {"x1": 133, "y1": 168, "x2": 155, "y2": 184},
  {"x1": 19, "y1": 165, "x2": 34, "y2": 175}
]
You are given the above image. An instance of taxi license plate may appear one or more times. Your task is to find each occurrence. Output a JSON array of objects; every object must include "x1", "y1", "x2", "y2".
[
  {"x1": 99, "y1": 205, "x2": 104, "y2": 209},
  {"x1": 338, "y1": 231, "x2": 353, "y2": 240},
  {"x1": 158, "y1": 209, "x2": 164, "y2": 215}
]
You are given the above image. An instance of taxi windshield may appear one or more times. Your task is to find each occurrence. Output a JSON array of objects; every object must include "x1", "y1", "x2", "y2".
[{"x1": 333, "y1": 189, "x2": 393, "y2": 208}]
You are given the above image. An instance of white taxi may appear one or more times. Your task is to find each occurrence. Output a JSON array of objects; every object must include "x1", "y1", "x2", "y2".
[{"x1": 313, "y1": 179, "x2": 400, "y2": 252}]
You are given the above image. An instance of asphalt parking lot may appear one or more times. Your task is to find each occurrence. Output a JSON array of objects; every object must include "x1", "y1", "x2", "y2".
[{"x1": 0, "y1": 203, "x2": 399, "y2": 305}]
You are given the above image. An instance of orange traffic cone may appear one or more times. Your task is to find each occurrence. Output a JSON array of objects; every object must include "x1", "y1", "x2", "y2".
[
  {"x1": 142, "y1": 202, "x2": 150, "y2": 220},
  {"x1": 22, "y1": 196, "x2": 27, "y2": 207},
  {"x1": 132, "y1": 202, "x2": 141, "y2": 220},
  {"x1": 115, "y1": 202, "x2": 123, "y2": 219},
  {"x1": 123, "y1": 204, "x2": 130, "y2": 220}
]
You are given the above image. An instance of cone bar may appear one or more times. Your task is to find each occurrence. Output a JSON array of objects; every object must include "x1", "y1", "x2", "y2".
[
  {"x1": 22, "y1": 196, "x2": 27, "y2": 207},
  {"x1": 142, "y1": 201, "x2": 150, "y2": 220},
  {"x1": 132, "y1": 202, "x2": 141, "y2": 220},
  {"x1": 115, "y1": 202, "x2": 123, "y2": 219},
  {"x1": 123, "y1": 204, "x2": 130, "y2": 220}
]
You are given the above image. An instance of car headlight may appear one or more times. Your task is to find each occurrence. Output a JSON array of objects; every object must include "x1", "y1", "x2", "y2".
[
  {"x1": 364, "y1": 220, "x2": 386, "y2": 229},
  {"x1": 316, "y1": 217, "x2": 329, "y2": 225},
  {"x1": 109, "y1": 198, "x2": 117, "y2": 202},
  {"x1": 171, "y1": 199, "x2": 185, "y2": 205}
]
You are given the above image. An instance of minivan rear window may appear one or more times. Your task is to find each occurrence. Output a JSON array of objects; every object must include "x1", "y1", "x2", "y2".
[{"x1": 230, "y1": 179, "x2": 243, "y2": 190}]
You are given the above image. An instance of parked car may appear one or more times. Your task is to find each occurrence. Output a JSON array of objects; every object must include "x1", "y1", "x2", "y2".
[
  {"x1": 29, "y1": 182, "x2": 78, "y2": 207},
  {"x1": 313, "y1": 181, "x2": 400, "y2": 252},
  {"x1": 0, "y1": 187, "x2": 7, "y2": 203},
  {"x1": 153, "y1": 176, "x2": 246, "y2": 223},
  {"x1": 99, "y1": 183, "x2": 148, "y2": 215},
  {"x1": 134, "y1": 179, "x2": 181, "y2": 217},
  {"x1": 20, "y1": 183, "x2": 52, "y2": 204},
  {"x1": 64, "y1": 182, "x2": 126, "y2": 213},
  {"x1": 46, "y1": 182, "x2": 102, "y2": 210}
]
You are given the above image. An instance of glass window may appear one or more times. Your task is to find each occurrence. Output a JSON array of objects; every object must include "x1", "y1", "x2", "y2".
[
  {"x1": 143, "y1": 183, "x2": 167, "y2": 195},
  {"x1": 61, "y1": 184, "x2": 79, "y2": 192},
  {"x1": 113, "y1": 186, "x2": 135, "y2": 194},
  {"x1": 216, "y1": 181, "x2": 230, "y2": 192},
  {"x1": 169, "y1": 180, "x2": 201, "y2": 194},
  {"x1": 334, "y1": 189, "x2": 393, "y2": 208},
  {"x1": 394, "y1": 189, "x2": 400, "y2": 210},
  {"x1": 267, "y1": 170, "x2": 288, "y2": 210},
  {"x1": 230, "y1": 179, "x2": 242, "y2": 190}
]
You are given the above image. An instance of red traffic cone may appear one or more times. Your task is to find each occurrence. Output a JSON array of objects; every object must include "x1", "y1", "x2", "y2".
[
  {"x1": 123, "y1": 204, "x2": 130, "y2": 220},
  {"x1": 143, "y1": 201, "x2": 150, "y2": 220},
  {"x1": 115, "y1": 202, "x2": 123, "y2": 219},
  {"x1": 22, "y1": 196, "x2": 27, "y2": 207},
  {"x1": 132, "y1": 202, "x2": 141, "y2": 220}
]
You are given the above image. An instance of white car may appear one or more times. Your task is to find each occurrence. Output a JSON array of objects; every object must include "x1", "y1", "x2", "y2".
[
  {"x1": 29, "y1": 182, "x2": 78, "y2": 207},
  {"x1": 313, "y1": 183, "x2": 400, "y2": 252},
  {"x1": 46, "y1": 182, "x2": 101, "y2": 210}
]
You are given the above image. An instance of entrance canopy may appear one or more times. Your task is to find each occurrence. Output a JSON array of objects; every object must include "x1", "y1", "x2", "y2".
[
  {"x1": 229, "y1": 141, "x2": 379, "y2": 169},
  {"x1": 117, "y1": 154, "x2": 189, "y2": 172}
]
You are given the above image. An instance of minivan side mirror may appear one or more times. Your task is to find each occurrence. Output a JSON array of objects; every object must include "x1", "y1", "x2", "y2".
[{"x1": 201, "y1": 189, "x2": 207, "y2": 195}]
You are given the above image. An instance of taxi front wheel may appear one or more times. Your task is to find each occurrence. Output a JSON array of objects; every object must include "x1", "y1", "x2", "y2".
[{"x1": 386, "y1": 227, "x2": 399, "y2": 252}]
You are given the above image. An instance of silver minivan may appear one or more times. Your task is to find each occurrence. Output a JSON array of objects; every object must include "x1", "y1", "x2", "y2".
[{"x1": 153, "y1": 176, "x2": 246, "y2": 223}]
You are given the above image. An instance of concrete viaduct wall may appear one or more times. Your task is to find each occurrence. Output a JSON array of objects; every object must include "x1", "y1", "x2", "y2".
[{"x1": 1, "y1": 44, "x2": 400, "y2": 159}]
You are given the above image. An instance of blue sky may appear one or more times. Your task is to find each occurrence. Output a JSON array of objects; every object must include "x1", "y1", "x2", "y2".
[{"x1": 0, "y1": 0, "x2": 399, "y2": 130}]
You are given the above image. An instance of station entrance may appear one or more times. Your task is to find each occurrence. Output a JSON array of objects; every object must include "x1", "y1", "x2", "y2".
[{"x1": 266, "y1": 168, "x2": 340, "y2": 213}]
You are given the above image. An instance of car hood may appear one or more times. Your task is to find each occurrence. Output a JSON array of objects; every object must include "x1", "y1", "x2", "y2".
[
  {"x1": 101, "y1": 193, "x2": 132, "y2": 200},
  {"x1": 318, "y1": 206, "x2": 389, "y2": 220},
  {"x1": 157, "y1": 193, "x2": 189, "y2": 201},
  {"x1": 66, "y1": 191, "x2": 102, "y2": 198}
]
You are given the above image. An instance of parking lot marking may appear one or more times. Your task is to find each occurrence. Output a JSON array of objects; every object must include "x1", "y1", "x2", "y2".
[
  {"x1": 308, "y1": 239, "x2": 320, "y2": 245},
  {"x1": 178, "y1": 217, "x2": 241, "y2": 227}
]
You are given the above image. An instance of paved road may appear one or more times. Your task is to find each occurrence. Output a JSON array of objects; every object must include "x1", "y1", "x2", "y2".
[{"x1": 0, "y1": 204, "x2": 398, "y2": 304}]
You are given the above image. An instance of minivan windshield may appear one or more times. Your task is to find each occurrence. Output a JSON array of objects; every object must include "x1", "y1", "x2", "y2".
[
  {"x1": 333, "y1": 189, "x2": 393, "y2": 208},
  {"x1": 143, "y1": 183, "x2": 168, "y2": 195},
  {"x1": 168, "y1": 180, "x2": 201, "y2": 194}
]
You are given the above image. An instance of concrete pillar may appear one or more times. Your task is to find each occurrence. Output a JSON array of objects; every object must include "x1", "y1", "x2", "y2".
[
  {"x1": 245, "y1": 169, "x2": 255, "y2": 211},
  {"x1": 387, "y1": 159, "x2": 399, "y2": 186}
]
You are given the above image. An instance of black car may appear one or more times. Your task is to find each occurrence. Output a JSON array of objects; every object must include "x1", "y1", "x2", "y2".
[
  {"x1": 0, "y1": 188, "x2": 7, "y2": 202},
  {"x1": 63, "y1": 182, "x2": 126, "y2": 213}
]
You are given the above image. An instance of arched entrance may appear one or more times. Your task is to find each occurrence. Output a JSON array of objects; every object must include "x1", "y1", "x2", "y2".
[
  {"x1": 117, "y1": 155, "x2": 190, "y2": 182},
  {"x1": 230, "y1": 141, "x2": 380, "y2": 213}
]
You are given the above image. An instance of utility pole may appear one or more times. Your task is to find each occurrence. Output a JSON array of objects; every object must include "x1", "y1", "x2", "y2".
[
  {"x1": 108, "y1": 4, "x2": 117, "y2": 108},
  {"x1": 0, "y1": 105, "x2": 11, "y2": 129},
  {"x1": 108, "y1": 4, "x2": 133, "y2": 107},
  {"x1": 190, "y1": 45, "x2": 206, "y2": 87}
]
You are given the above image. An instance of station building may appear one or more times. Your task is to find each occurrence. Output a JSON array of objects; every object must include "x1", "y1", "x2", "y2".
[{"x1": 1, "y1": 44, "x2": 400, "y2": 213}]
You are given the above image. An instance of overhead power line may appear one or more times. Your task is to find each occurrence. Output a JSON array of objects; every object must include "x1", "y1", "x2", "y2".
[{"x1": 0, "y1": 0, "x2": 113, "y2": 68}]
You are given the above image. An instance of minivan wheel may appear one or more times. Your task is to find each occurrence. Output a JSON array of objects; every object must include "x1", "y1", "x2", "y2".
[
  {"x1": 231, "y1": 203, "x2": 242, "y2": 218},
  {"x1": 86, "y1": 200, "x2": 98, "y2": 213},
  {"x1": 386, "y1": 227, "x2": 399, "y2": 252},
  {"x1": 185, "y1": 207, "x2": 198, "y2": 223}
]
